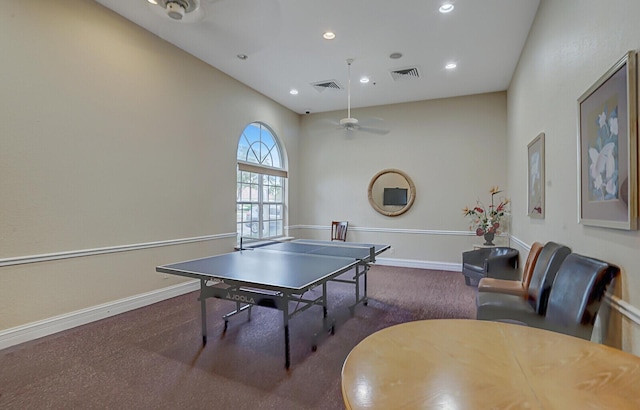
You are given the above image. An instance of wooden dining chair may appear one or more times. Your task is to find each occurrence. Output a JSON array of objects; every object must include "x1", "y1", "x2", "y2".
[{"x1": 331, "y1": 221, "x2": 348, "y2": 241}]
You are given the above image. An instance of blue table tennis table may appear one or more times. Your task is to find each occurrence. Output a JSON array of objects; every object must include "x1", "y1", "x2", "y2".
[{"x1": 156, "y1": 239, "x2": 389, "y2": 368}]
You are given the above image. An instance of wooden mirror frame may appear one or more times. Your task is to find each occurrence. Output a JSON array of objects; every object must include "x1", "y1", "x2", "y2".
[{"x1": 367, "y1": 168, "x2": 416, "y2": 216}]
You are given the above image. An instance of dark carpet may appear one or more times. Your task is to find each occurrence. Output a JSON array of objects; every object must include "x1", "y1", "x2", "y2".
[{"x1": 0, "y1": 266, "x2": 476, "y2": 409}]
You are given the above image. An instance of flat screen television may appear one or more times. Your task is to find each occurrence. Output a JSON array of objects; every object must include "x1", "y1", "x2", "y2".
[{"x1": 383, "y1": 188, "x2": 408, "y2": 206}]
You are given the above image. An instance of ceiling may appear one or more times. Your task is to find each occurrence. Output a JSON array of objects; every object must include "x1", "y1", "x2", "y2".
[{"x1": 94, "y1": 0, "x2": 540, "y2": 115}]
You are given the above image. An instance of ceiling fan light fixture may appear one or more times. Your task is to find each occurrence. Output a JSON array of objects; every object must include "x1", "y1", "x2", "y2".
[
  {"x1": 322, "y1": 31, "x2": 336, "y2": 40},
  {"x1": 340, "y1": 117, "x2": 359, "y2": 127},
  {"x1": 439, "y1": 3, "x2": 454, "y2": 13}
]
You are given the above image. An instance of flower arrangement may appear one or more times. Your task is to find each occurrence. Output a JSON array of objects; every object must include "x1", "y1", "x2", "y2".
[{"x1": 462, "y1": 186, "x2": 510, "y2": 236}]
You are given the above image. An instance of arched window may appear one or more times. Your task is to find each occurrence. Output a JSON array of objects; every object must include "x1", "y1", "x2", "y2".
[{"x1": 236, "y1": 122, "x2": 286, "y2": 239}]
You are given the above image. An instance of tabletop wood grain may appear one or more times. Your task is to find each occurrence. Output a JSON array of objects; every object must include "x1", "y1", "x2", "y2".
[{"x1": 341, "y1": 319, "x2": 640, "y2": 409}]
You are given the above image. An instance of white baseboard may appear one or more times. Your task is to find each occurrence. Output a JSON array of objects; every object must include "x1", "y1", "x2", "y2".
[
  {"x1": 376, "y1": 257, "x2": 462, "y2": 272},
  {"x1": 0, "y1": 280, "x2": 199, "y2": 351},
  {"x1": 0, "y1": 258, "x2": 460, "y2": 351}
]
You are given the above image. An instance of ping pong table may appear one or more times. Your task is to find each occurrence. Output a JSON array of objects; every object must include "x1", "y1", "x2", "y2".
[{"x1": 156, "y1": 239, "x2": 389, "y2": 368}]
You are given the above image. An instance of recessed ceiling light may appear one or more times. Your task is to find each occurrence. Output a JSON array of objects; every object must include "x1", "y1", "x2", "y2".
[
  {"x1": 147, "y1": 0, "x2": 158, "y2": 4},
  {"x1": 445, "y1": 63, "x2": 457, "y2": 69},
  {"x1": 289, "y1": 89, "x2": 299, "y2": 95},
  {"x1": 389, "y1": 52, "x2": 403, "y2": 59},
  {"x1": 237, "y1": 54, "x2": 248, "y2": 60},
  {"x1": 360, "y1": 77, "x2": 370, "y2": 83},
  {"x1": 439, "y1": 3, "x2": 454, "y2": 13},
  {"x1": 323, "y1": 31, "x2": 336, "y2": 40}
]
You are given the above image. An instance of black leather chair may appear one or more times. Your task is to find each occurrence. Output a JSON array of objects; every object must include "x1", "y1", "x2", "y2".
[
  {"x1": 462, "y1": 247, "x2": 519, "y2": 286},
  {"x1": 478, "y1": 253, "x2": 619, "y2": 340},
  {"x1": 476, "y1": 241, "x2": 571, "y2": 318}
]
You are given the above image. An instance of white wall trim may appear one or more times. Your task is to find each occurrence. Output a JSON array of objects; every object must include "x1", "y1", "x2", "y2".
[
  {"x1": 0, "y1": 280, "x2": 199, "y2": 351},
  {"x1": 508, "y1": 235, "x2": 530, "y2": 251},
  {"x1": 376, "y1": 257, "x2": 461, "y2": 272},
  {"x1": 608, "y1": 294, "x2": 640, "y2": 327},
  {"x1": 290, "y1": 224, "x2": 504, "y2": 237},
  {"x1": 0, "y1": 233, "x2": 236, "y2": 268}
]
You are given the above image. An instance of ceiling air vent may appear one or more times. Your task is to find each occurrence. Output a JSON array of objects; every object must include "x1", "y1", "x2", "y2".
[
  {"x1": 311, "y1": 80, "x2": 342, "y2": 93},
  {"x1": 390, "y1": 66, "x2": 421, "y2": 81}
]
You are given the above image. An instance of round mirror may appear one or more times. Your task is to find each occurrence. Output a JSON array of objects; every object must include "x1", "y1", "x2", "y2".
[{"x1": 367, "y1": 168, "x2": 416, "y2": 216}]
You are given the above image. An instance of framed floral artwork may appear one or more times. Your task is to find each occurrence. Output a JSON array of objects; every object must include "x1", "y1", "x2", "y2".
[
  {"x1": 527, "y1": 132, "x2": 545, "y2": 218},
  {"x1": 578, "y1": 50, "x2": 638, "y2": 230}
]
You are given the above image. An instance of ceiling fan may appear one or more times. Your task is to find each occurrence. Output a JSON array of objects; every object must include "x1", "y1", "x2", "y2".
[{"x1": 336, "y1": 59, "x2": 389, "y2": 135}]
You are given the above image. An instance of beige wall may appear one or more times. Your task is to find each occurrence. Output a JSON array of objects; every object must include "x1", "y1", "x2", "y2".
[
  {"x1": 295, "y1": 92, "x2": 509, "y2": 263},
  {"x1": 0, "y1": 0, "x2": 299, "y2": 329},
  {"x1": 507, "y1": 0, "x2": 640, "y2": 353},
  {"x1": 3, "y1": 0, "x2": 638, "y2": 355}
]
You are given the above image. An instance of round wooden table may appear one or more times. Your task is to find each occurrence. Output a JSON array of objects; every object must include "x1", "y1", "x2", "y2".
[{"x1": 341, "y1": 319, "x2": 640, "y2": 409}]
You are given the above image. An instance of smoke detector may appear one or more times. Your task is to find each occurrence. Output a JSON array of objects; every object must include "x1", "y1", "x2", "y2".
[
  {"x1": 154, "y1": 0, "x2": 198, "y2": 21},
  {"x1": 166, "y1": 2, "x2": 185, "y2": 19}
]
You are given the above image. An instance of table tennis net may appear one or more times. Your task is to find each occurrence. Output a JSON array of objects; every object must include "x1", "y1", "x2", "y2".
[{"x1": 239, "y1": 237, "x2": 374, "y2": 260}]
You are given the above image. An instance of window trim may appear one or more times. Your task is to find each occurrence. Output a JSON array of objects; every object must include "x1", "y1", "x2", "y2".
[
  {"x1": 236, "y1": 122, "x2": 287, "y2": 240},
  {"x1": 237, "y1": 160, "x2": 288, "y2": 178}
]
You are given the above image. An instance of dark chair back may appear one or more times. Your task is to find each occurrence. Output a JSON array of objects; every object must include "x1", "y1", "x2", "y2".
[
  {"x1": 526, "y1": 241, "x2": 571, "y2": 314},
  {"x1": 331, "y1": 221, "x2": 348, "y2": 241},
  {"x1": 545, "y1": 253, "x2": 620, "y2": 339}
]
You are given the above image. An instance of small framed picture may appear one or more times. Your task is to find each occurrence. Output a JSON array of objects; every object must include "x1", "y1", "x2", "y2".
[
  {"x1": 578, "y1": 51, "x2": 638, "y2": 230},
  {"x1": 527, "y1": 132, "x2": 545, "y2": 218}
]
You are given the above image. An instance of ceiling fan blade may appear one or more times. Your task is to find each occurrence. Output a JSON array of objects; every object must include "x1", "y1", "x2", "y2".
[
  {"x1": 357, "y1": 126, "x2": 390, "y2": 135},
  {"x1": 306, "y1": 118, "x2": 342, "y2": 137},
  {"x1": 356, "y1": 117, "x2": 390, "y2": 135},
  {"x1": 360, "y1": 116, "x2": 386, "y2": 126}
]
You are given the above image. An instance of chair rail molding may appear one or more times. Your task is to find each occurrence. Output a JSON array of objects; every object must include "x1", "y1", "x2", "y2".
[
  {"x1": 291, "y1": 224, "x2": 489, "y2": 236},
  {"x1": 607, "y1": 294, "x2": 640, "y2": 327},
  {"x1": 0, "y1": 232, "x2": 236, "y2": 267}
]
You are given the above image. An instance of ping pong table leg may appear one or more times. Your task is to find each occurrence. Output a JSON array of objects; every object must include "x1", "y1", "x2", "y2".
[
  {"x1": 284, "y1": 324, "x2": 290, "y2": 369},
  {"x1": 200, "y1": 279, "x2": 208, "y2": 345},
  {"x1": 321, "y1": 282, "x2": 335, "y2": 336},
  {"x1": 363, "y1": 264, "x2": 369, "y2": 306},
  {"x1": 322, "y1": 282, "x2": 328, "y2": 318},
  {"x1": 355, "y1": 265, "x2": 361, "y2": 307},
  {"x1": 283, "y1": 302, "x2": 290, "y2": 369}
]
